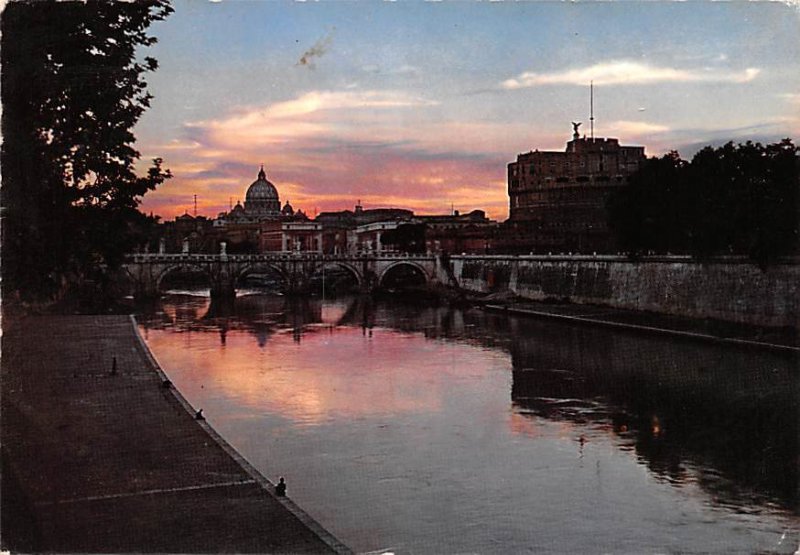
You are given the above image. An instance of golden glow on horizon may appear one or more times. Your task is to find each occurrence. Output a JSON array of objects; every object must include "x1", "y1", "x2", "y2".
[
  {"x1": 138, "y1": 88, "x2": 530, "y2": 220},
  {"x1": 140, "y1": 148, "x2": 511, "y2": 219},
  {"x1": 142, "y1": 184, "x2": 510, "y2": 220}
]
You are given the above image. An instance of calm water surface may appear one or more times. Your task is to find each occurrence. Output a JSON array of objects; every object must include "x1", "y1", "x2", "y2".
[{"x1": 138, "y1": 293, "x2": 799, "y2": 554}]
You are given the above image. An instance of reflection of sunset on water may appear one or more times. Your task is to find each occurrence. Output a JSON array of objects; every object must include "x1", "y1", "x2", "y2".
[
  {"x1": 160, "y1": 295, "x2": 211, "y2": 323},
  {"x1": 144, "y1": 324, "x2": 507, "y2": 425},
  {"x1": 319, "y1": 301, "x2": 349, "y2": 325},
  {"x1": 139, "y1": 295, "x2": 799, "y2": 554},
  {"x1": 507, "y1": 411, "x2": 543, "y2": 438}
]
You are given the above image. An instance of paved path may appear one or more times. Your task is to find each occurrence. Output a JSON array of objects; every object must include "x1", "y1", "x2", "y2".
[{"x1": 1, "y1": 315, "x2": 350, "y2": 553}]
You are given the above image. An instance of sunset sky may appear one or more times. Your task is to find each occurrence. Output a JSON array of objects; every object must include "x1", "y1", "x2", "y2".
[{"x1": 135, "y1": 1, "x2": 800, "y2": 221}]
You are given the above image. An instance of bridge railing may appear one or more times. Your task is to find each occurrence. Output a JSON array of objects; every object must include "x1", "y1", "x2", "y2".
[
  {"x1": 126, "y1": 251, "x2": 438, "y2": 263},
  {"x1": 126, "y1": 252, "x2": 800, "y2": 267}
]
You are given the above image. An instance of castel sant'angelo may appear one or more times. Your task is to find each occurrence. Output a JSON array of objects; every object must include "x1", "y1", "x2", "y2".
[{"x1": 505, "y1": 122, "x2": 645, "y2": 254}]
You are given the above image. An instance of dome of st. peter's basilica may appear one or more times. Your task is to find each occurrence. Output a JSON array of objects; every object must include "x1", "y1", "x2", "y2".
[{"x1": 244, "y1": 166, "x2": 280, "y2": 216}]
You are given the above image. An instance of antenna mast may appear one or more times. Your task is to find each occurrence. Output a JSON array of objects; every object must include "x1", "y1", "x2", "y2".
[
  {"x1": 193, "y1": 194, "x2": 198, "y2": 217},
  {"x1": 590, "y1": 81, "x2": 594, "y2": 140}
]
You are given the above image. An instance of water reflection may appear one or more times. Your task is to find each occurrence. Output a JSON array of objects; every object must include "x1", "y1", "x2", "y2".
[
  {"x1": 387, "y1": 305, "x2": 799, "y2": 514},
  {"x1": 503, "y1": 319, "x2": 798, "y2": 513},
  {"x1": 139, "y1": 294, "x2": 452, "y2": 425},
  {"x1": 144, "y1": 292, "x2": 329, "y2": 346},
  {"x1": 138, "y1": 293, "x2": 799, "y2": 552}
]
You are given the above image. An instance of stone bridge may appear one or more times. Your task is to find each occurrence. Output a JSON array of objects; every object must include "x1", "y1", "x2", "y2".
[{"x1": 123, "y1": 252, "x2": 454, "y2": 299}]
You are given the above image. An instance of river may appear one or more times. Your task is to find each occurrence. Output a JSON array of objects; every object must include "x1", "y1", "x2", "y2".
[{"x1": 137, "y1": 292, "x2": 799, "y2": 554}]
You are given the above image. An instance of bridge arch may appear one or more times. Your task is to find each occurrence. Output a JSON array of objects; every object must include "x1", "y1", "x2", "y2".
[
  {"x1": 310, "y1": 262, "x2": 362, "y2": 286},
  {"x1": 377, "y1": 261, "x2": 431, "y2": 289},
  {"x1": 156, "y1": 264, "x2": 214, "y2": 292},
  {"x1": 236, "y1": 263, "x2": 291, "y2": 291}
]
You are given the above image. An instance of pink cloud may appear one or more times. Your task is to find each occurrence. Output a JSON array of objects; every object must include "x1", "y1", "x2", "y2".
[{"x1": 140, "y1": 88, "x2": 521, "y2": 220}]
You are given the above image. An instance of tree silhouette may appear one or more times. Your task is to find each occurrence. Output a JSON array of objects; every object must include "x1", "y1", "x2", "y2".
[
  {"x1": 607, "y1": 140, "x2": 799, "y2": 265},
  {"x1": 2, "y1": 1, "x2": 173, "y2": 303},
  {"x1": 607, "y1": 151, "x2": 689, "y2": 256}
]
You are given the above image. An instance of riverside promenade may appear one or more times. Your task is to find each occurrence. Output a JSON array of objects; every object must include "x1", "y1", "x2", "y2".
[{"x1": 1, "y1": 314, "x2": 351, "y2": 553}]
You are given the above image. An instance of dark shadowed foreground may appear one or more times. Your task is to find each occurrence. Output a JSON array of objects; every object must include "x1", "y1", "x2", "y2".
[{"x1": 1, "y1": 315, "x2": 348, "y2": 553}]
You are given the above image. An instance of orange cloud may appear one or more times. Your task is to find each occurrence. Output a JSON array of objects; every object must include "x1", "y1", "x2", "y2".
[{"x1": 138, "y1": 88, "x2": 561, "y2": 220}]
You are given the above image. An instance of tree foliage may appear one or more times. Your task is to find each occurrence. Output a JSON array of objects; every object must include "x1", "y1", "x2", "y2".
[
  {"x1": 607, "y1": 140, "x2": 799, "y2": 266},
  {"x1": 2, "y1": 0, "x2": 173, "y2": 302}
]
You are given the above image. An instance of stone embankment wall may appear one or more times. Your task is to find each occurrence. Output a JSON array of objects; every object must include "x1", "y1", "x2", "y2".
[{"x1": 451, "y1": 255, "x2": 799, "y2": 328}]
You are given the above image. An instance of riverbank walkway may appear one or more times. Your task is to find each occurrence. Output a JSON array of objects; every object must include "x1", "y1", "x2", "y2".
[
  {"x1": 1, "y1": 314, "x2": 351, "y2": 553},
  {"x1": 484, "y1": 300, "x2": 798, "y2": 353}
]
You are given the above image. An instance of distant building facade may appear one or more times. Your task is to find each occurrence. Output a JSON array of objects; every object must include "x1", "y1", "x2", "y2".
[
  {"x1": 316, "y1": 203, "x2": 416, "y2": 254},
  {"x1": 417, "y1": 210, "x2": 496, "y2": 254},
  {"x1": 152, "y1": 166, "x2": 497, "y2": 256},
  {"x1": 505, "y1": 126, "x2": 645, "y2": 253},
  {"x1": 281, "y1": 221, "x2": 323, "y2": 253}
]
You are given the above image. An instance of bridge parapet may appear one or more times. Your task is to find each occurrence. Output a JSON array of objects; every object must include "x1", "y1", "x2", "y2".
[
  {"x1": 123, "y1": 252, "x2": 444, "y2": 299},
  {"x1": 127, "y1": 252, "x2": 438, "y2": 264}
]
